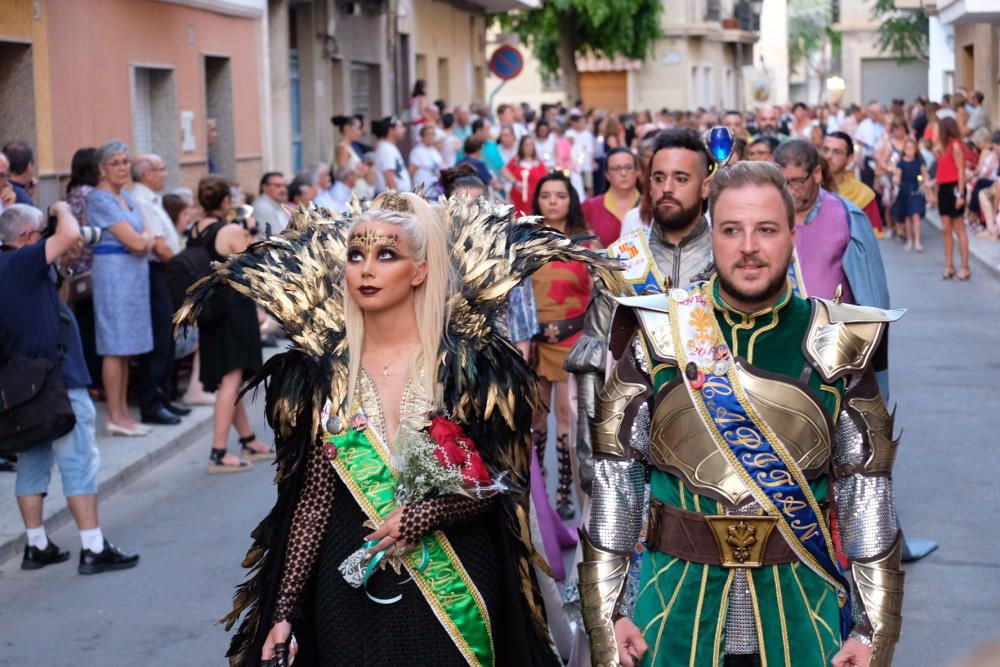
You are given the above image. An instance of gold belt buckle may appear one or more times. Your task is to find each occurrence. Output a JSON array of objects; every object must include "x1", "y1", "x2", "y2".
[{"x1": 704, "y1": 515, "x2": 779, "y2": 568}]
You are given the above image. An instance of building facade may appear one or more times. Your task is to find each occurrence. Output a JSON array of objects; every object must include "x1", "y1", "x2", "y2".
[
  {"x1": 493, "y1": 0, "x2": 763, "y2": 114},
  {"x1": 834, "y1": 0, "x2": 928, "y2": 106},
  {"x1": 0, "y1": 0, "x2": 266, "y2": 203},
  {"x1": 938, "y1": 0, "x2": 1000, "y2": 128},
  {"x1": 265, "y1": 0, "x2": 533, "y2": 177}
]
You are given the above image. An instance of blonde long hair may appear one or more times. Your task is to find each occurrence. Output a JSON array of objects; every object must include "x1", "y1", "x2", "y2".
[{"x1": 344, "y1": 192, "x2": 454, "y2": 406}]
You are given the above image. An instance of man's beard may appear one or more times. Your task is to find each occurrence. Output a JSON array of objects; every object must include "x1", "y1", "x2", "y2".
[
  {"x1": 716, "y1": 256, "x2": 790, "y2": 310},
  {"x1": 653, "y1": 197, "x2": 701, "y2": 232}
]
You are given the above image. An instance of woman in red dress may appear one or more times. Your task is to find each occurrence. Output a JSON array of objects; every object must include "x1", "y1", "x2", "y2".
[
  {"x1": 503, "y1": 135, "x2": 550, "y2": 215},
  {"x1": 529, "y1": 171, "x2": 595, "y2": 520}
]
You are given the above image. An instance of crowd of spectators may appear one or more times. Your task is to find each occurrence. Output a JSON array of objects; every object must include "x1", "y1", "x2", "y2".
[{"x1": 0, "y1": 78, "x2": 993, "y2": 569}]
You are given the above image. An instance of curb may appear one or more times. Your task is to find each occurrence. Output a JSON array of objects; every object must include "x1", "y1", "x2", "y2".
[
  {"x1": 924, "y1": 209, "x2": 1000, "y2": 281},
  {"x1": 0, "y1": 411, "x2": 213, "y2": 565}
]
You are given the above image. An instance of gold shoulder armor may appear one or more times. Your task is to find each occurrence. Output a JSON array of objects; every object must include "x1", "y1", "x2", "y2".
[
  {"x1": 613, "y1": 294, "x2": 675, "y2": 362},
  {"x1": 804, "y1": 299, "x2": 905, "y2": 383}
]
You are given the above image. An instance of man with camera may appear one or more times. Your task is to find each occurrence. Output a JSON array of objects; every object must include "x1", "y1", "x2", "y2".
[{"x1": 0, "y1": 202, "x2": 139, "y2": 574}]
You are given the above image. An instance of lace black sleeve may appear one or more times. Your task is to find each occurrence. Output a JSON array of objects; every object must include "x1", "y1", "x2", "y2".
[
  {"x1": 272, "y1": 442, "x2": 337, "y2": 624},
  {"x1": 398, "y1": 495, "x2": 495, "y2": 544}
]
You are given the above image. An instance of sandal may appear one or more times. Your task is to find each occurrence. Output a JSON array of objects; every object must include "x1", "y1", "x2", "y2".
[
  {"x1": 555, "y1": 434, "x2": 576, "y2": 521},
  {"x1": 208, "y1": 447, "x2": 253, "y2": 474},
  {"x1": 941, "y1": 268, "x2": 955, "y2": 280},
  {"x1": 531, "y1": 430, "x2": 548, "y2": 476},
  {"x1": 955, "y1": 269, "x2": 972, "y2": 281},
  {"x1": 240, "y1": 433, "x2": 276, "y2": 462}
]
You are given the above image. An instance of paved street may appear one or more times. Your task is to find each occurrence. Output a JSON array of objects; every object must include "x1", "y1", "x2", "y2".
[{"x1": 1, "y1": 223, "x2": 998, "y2": 665}]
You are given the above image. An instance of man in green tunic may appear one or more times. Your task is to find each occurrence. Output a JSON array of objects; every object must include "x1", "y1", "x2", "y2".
[{"x1": 578, "y1": 161, "x2": 904, "y2": 667}]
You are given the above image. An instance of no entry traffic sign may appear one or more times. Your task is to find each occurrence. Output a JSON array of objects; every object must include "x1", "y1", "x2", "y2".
[{"x1": 489, "y1": 46, "x2": 524, "y2": 81}]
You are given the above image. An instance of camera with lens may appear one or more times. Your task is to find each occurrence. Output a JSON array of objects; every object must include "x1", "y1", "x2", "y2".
[
  {"x1": 44, "y1": 213, "x2": 101, "y2": 245},
  {"x1": 226, "y1": 203, "x2": 258, "y2": 236}
]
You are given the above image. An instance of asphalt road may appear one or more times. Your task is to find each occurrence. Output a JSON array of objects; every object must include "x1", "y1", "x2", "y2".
[{"x1": 0, "y1": 222, "x2": 997, "y2": 666}]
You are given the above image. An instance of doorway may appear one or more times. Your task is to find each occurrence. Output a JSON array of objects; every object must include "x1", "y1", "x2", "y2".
[{"x1": 203, "y1": 55, "x2": 236, "y2": 178}]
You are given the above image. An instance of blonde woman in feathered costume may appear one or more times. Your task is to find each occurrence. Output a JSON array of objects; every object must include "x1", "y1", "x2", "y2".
[{"x1": 176, "y1": 192, "x2": 618, "y2": 666}]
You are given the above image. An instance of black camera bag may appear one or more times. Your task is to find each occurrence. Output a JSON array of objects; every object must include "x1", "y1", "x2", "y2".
[{"x1": 0, "y1": 343, "x2": 76, "y2": 455}]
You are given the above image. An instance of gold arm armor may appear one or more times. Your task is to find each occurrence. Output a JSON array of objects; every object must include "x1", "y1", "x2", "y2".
[
  {"x1": 592, "y1": 360, "x2": 646, "y2": 458},
  {"x1": 848, "y1": 394, "x2": 899, "y2": 474},
  {"x1": 851, "y1": 535, "x2": 905, "y2": 667},
  {"x1": 804, "y1": 299, "x2": 904, "y2": 383},
  {"x1": 578, "y1": 529, "x2": 631, "y2": 667}
]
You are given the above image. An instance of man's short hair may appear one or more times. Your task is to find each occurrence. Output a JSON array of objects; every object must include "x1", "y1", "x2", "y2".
[
  {"x1": 792, "y1": 102, "x2": 808, "y2": 112},
  {"x1": 650, "y1": 127, "x2": 709, "y2": 176},
  {"x1": 463, "y1": 136, "x2": 484, "y2": 155},
  {"x1": 131, "y1": 154, "x2": 160, "y2": 182},
  {"x1": 259, "y1": 171, "x2": 284, "y2": 192},
  {"x1": 709, "y1": 162, "x2": 795, "y2": 230},
  {"x1": 604, "y1": 147, "x2": 637, "y2": 171},
  {"x1": 0, "y1": 203, "x2": 43, "y2": 243},
  {"x1": 826, "y1": 131, "x2": 854, "y2": 156},
  {"x1": 972, "y1": 91, "x2": 985, "y2": 104},
  {"x1": 2, "y1": 142, "x2": 34, "y2": 175},
  {"x1": 335, "y1": 166, "x2": 355, "y2": 182},
  {"x1": 723, "y1": 110, "x2": 742, "y2": 119},
  {"x1": 496, "y1": 103, "x2": 512, "y2": 116},
  {"x1": 773, "y1": 139, "x2": 820, "y2": 175},
  {"x1": 288, "y1": 177, "x2": 311, "y2": 202},
  {"x1": 749, "y1": 135, "x2": 780, "y2": 153}
]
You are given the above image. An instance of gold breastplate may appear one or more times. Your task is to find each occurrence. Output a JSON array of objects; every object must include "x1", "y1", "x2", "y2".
[{"x1": 649, "y1": 360, "x2": 833, "y2": 507}]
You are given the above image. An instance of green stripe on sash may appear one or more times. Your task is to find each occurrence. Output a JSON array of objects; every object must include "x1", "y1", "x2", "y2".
[{"x1": 329, "y1": 426, "x2": 495, "y2": 666}]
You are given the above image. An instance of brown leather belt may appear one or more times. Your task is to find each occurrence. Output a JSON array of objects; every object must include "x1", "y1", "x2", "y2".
[
  {"x1": 533, "y1": 315, "x2": 585, "y2": 344},
  {"x1": 646, "y1": 499, "x2": 799, "y2": 568}
]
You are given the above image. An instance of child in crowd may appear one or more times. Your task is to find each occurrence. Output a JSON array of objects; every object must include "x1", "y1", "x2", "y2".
[{"x1": 892, "y1": 136, "x2": 927, "y2": 252}]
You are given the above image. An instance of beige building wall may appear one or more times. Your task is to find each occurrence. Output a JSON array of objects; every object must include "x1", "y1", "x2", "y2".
[
  {"x1": 753, "y1": 0, "x2": 789, "y2": 105},
  {"x1": 411, "y1": 0, "x2": 488, "y2": 106},
  {"x1": 953, "y1": 23, "x2": 1000, "y2": 128},
  {"x1": 0, "y1": 0, "x2": 264, "y2": 202},
  {"x1": 834, "y1": 0, "x2": 881, "y2": 106},
  {"x1": 632, "y1": 38, "x2": 749, "y2": 112}
]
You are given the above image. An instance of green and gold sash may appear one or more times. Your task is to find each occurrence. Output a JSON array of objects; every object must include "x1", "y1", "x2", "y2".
[{"x1": 327, "y1": 418, "x2": 495, "y2": 666}]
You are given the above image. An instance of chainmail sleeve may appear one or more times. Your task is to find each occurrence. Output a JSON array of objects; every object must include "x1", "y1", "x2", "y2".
[
  {"x1": 832, "y1": 370, "x2": 904, "y2": 665},
  {"x1": 579, "y1": 328, "x2": 654, "y2": 664},
  {"x1": 273, "y1": 441, "x2": 337, "y2": 624},
  {"x1": 588, "y1": 334, "x2": 651, "y2": 555}
]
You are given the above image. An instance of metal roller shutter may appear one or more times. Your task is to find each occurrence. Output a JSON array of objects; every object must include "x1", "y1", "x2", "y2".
[{"x1": 860, "y1": 58, "x2": 927, "y2": 105}]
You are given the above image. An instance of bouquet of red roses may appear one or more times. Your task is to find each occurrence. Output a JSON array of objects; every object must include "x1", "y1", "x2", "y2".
[
  {"x1": 338, "y1": 413, "x2": 507, "y2": 598},
  {"x1": 393, "y1": 414, "x2": 506, "y2": 505}
]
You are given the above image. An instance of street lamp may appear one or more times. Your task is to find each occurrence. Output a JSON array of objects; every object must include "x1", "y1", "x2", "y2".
[{"x1": 826, "y1": 76, "x2": 845, "y2": 104}]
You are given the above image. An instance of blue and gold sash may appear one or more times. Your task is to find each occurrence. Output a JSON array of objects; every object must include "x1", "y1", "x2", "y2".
[
  {"x1": 606, "y1": 228, "x2": 666, "y2": 296},
  {"x1": 668, "y1": 283, "x2": 850, "y2": 637},
  {"x1": 326, "y1": 412, "x2": 495, "y2": 665},
  {"x1": 787, "y1": 248, "x2": 808, "y2": 298}
]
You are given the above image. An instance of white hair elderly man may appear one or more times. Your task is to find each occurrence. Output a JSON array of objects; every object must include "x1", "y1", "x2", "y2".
[
  {"x1": 130, "y1": 154, "x2": 190, "y2": 426},
  {"x1": 0, "y1": 203, "x2": 139, "y2": 573},
  {"x1": 0, "y1": 152, "x2": 15, "y2": 214}
]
